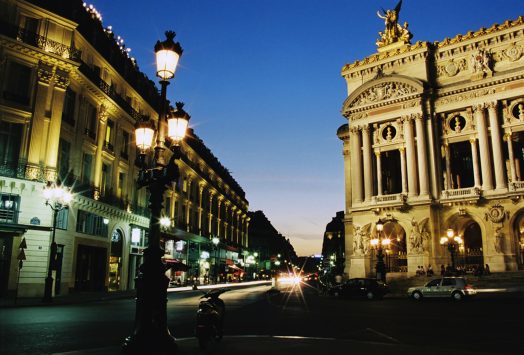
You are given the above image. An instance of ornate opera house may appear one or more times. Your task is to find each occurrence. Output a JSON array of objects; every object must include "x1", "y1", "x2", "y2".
[{"x1": 337, "y1": 4, "x2": 524, "y2": 277}]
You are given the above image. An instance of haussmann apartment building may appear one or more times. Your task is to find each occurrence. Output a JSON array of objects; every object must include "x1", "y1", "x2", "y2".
[{"x1": 0, "y1": 0, "x2": 249, "y2": 298}]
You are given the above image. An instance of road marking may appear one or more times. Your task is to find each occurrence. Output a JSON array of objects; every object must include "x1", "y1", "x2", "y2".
[{"x1": 365, "y1": 327, "x2": 401, "y2": 344}]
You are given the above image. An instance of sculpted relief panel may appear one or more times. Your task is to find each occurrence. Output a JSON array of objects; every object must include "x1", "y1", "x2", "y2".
[{"x1": 349, "y1": 82, "x2": 417, "y2": 109}]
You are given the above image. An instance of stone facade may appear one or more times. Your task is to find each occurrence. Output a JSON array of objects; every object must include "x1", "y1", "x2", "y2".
[{"x1": 338, "y1": 14, "x2": 524, "y2": 278}]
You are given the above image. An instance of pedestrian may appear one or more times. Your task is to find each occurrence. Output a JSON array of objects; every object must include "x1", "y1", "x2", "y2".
[
  {"x1": 440, "y1": 264, "x2": 445, "y2": 276},
  {"x1": 485, "y1": 264, "x2": 491, "y2": 275},
  {"x1": 427, "y1": 264, "x2": 434, "y2": 277},
  {"x1": 335, "y1": 274, "x2": 343, "y2": 284}
]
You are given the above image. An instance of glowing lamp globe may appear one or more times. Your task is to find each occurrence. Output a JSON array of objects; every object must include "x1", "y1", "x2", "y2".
[
  {"x1": 154, "y1": 31, "x2": 183, "y2": 80},
  {"x1": 168, "y1": 102, "x2": 190, "y2": 144},
  {"x1": 135, "y1": 119, "x2": 155, "y2": 152}
]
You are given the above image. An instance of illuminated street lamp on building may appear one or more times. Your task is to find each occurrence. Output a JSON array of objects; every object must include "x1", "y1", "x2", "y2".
[{"x1": 440, "y1": 228, "x2": 463, "y2": 271}]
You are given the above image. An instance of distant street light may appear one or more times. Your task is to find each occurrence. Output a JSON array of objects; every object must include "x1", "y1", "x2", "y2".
[
  {"x1": 212, "y1": 236, "x2": 220, "y2": 283},
  {"x1": 370, "y1": 219, "x2": 388, "y2": 283},
  {"x1": 42, "y1": 181, "x2": 72, "y2": 302},
  {"x1": 440, "y1": 228, "x2": 463, "y2": 270}
]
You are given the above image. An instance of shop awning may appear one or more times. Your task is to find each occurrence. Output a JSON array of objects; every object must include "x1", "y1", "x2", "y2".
[
  {"x1": 0, "y1": 223, "x2": 52, "y2": 234},
  {"x1": 163, "y1": 258, "x2": 190, "y2": 271},
  {"x1": 228, "y1": 264, "x2": 244, "y2": 272}
]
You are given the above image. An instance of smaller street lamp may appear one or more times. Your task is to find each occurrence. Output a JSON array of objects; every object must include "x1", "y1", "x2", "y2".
[
  {"x1": 212, "y1": 237, "x2": 219, "y2": 283},
  {"x1": 371, "y1": 219, "x2": 387, "y2": 283},
  {"x1": 43, "y1": 181, "x2": 72, "y2": 302},
  {"x1": 440, "y1": 228, "x2": 463, "y2": 271}
]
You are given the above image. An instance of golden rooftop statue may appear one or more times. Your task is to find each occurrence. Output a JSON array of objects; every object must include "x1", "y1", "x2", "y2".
[{"x1": 376, "y1": 0, "x2": 412, "y2": 50}]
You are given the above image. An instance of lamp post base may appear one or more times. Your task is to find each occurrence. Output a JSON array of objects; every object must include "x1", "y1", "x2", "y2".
[
  {"x1": 42, "y1": 275, "x2": 54, "y2": 302},
  {"x1": 122, "y1": 251, "x2": 176, "y2": 354},
  {"x1": 376, "y1": 252, "x2": 387, "y2": 283},
  {"x1": 123, "y1": 331, "x2": 177, "y2": 355}
]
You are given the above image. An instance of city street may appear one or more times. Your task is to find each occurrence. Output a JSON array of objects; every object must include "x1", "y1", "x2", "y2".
[{"x1": 1, "y1": 282, "x2": 523, "y2": 354}]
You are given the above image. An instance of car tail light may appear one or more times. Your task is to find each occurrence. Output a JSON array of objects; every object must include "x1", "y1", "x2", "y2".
[{"x1": 464, "y1": 284, "x2": 474, "y2": 289}]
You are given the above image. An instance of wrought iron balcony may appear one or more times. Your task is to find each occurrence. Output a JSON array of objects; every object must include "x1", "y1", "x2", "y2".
[
  {"x1": 79, "y1": 63, "x2": 143, "y2": 121},
  {"x1": 0, "y1": 159, "x2": 52, "y2": 182},
  {"x1": 0, "y1": 20, "x2": 81, "y2": 61}
]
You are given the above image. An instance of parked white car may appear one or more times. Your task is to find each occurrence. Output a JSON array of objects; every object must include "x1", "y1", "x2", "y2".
[{"x1": 407, "y1": 277, "x2": 477, "y2": 301}]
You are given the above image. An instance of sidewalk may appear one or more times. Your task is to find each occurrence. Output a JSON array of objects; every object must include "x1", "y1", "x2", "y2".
[{"x1": 0, "y1": 280, "x2": 271, "y2": 308}]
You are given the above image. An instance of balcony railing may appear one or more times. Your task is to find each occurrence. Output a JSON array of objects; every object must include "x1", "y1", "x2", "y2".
[
  {"x1": 79, "y1": 63, "x2": 143, "y2": 121},
  {"x1": 441, "y1": 187, "x2": 481, "y2": 201},
  {"x1": 374, "y1": 193, "x2": 406, "y2": 204},
  {"x1": 0, "y1": 208, "x2": 19, "y2": 224},
  {"x1": 510, "y1": 181, "x2": 524, "y2": 191},
  {"x1": 0, "y1": 159, "x2": 53, "y2": 182},
  {"x1": 0, "y1": 20, "x2": 81, "y2": 61}
]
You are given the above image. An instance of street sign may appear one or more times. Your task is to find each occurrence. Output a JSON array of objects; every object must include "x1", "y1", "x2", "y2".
[{"x1": 17, "y1": 249, "x2": 26, "y2": 261}]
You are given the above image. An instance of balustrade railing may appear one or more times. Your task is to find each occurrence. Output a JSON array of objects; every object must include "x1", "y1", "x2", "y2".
[
  {"x1": 441, "y1": 187, "x2": 481, "y2": 200},
  {"x1": 0, "y1": 20, "x2": 81, "y2": 61},
  {"x1": 510, "y1": 181, "x2": 524, "y2": 191}
]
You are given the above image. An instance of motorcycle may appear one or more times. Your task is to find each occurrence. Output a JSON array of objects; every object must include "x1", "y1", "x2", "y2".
[{"x1": 195, "y1": 288, "x2": 230, "y2": 349}]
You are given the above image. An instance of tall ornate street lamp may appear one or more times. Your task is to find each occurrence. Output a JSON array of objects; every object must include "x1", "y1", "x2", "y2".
[
  {"x1": 370, "y1": 219, "x2": 389, "y2": 283},
  {"x1": 440, "y1": 228, "x2": 463, "y2": 271},
  {"x1": 212, "y1": 236, "x2": 220, "y2": 283},
  {"x1": 123, "y1": 31, "x2": 186, "y2": 353},
  {"x1": 42, "y1": 181, "x2": 72, "y2": 302}
]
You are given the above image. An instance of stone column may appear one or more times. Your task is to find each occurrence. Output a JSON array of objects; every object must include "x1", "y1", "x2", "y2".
[
  {"x1": 414, "y1": 114, "x2": 429, "y2": 196},
  {"x1": 399, "y1": 147, "x2": 408, "y2": 194},
  {"x1": 487, "y1": 102, "x2": 506, "y2": 189},
  {"x1": 426, "y1": 117, "x2": 439, "y2": 199},
  {"x1": 469, "y1": 138, "x2": 482, "y2": 188},
  {"x1": 375, "y1": 151, "x2": 383, "y2": 195},
  {"x1": 350, "y1": 127, "x2": 363, "y2": 203},
  {"x1": 444, "y1": 142, "x2": 452, "y2": 190},
  {"x1": 198, "y1": 185, "x2": 204, "y2": 234},
  {"x1": 343, "y1": 140, "x2": 352, "y2": 210},
  {"x1": 505, "y1": 132, "x2": 517, "y2": 183},
  {"x1": 403, "y1": 116, "x2": 418, "y2": 196},
  {"x1": 217, "y1": 198, "x2": 222, "y2": 238},
  {"x1": 44, "y1": 76, "x2": 68, "y2": 180},
  {"x1": 27, "y1": 66, "x2": 52, "y2": 177},
  {"x1": 93, "y1": 104, "x2": 108, "y2": 197},
  {"x1": 474, "y1": 104, "x2": 494, "y2": 190},
  {"x1": 208, "y1": 193, "x2": 214, "y2": 235},
  {"x1": 362, "y1": 125, "x2": 373, "y2": 201}
]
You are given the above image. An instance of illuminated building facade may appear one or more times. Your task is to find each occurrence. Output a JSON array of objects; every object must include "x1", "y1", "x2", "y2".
[
  {"x1": 338, "y1": 8, "x2": 524, "y2": 277},
  {"x1": 0, "y1": 0, "x2": 248, "y2": 297}
]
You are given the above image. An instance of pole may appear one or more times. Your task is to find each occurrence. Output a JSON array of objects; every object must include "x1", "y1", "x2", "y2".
[
  {"x1": 375, "y1": 232, "x2": 386, "y2": 283},
  {"x1": 43, "y1": 205, "x2": 58, "y2": 302},
  {"x1": 123, "y1": 80, "x2": 176, "y2": 353},
  {"x1": 449, "y1": 243, "x2": 456, "y2": 270}
]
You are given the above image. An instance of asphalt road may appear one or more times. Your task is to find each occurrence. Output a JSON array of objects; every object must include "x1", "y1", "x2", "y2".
[{"x1": 1, "y1": 283, "x2": 523, "y2": 354}]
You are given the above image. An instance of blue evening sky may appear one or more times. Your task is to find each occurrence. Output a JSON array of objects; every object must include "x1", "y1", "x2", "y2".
[{"x1": 90, "y1": 0, "x2": 523, "y2": 256}]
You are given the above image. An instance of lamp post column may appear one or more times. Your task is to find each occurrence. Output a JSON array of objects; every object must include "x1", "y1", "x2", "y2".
[
  {"x1": 43, "y1": 204, "x2": 58, "y2": 302},
  {"x1": 123, "y1": 30, "x2": 184, "y2": 354}
]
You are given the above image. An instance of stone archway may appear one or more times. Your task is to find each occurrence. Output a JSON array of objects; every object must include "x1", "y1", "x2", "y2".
[
  {"x1": 109, "y1": 229, "x2": 124, "y2": 291},
  {"x1": 446, "y1": 215, "x2": 484, "y2": 271},
  {"x1": 461, "y1": 221, "x2": 484, "y2": 269},
  {"x1": 370, "y1": 220, "x2": 407, "y2": 274}
]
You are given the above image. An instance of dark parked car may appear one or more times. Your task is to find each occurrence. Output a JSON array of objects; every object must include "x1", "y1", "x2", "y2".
[{"x1": 329, "y1": 278, "x2": 389, "y2": 300}]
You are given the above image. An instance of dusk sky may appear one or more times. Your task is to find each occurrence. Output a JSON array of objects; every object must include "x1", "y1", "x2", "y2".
[{"x1": 91, "y1": 0, "x2": 522, "y2": 256}]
